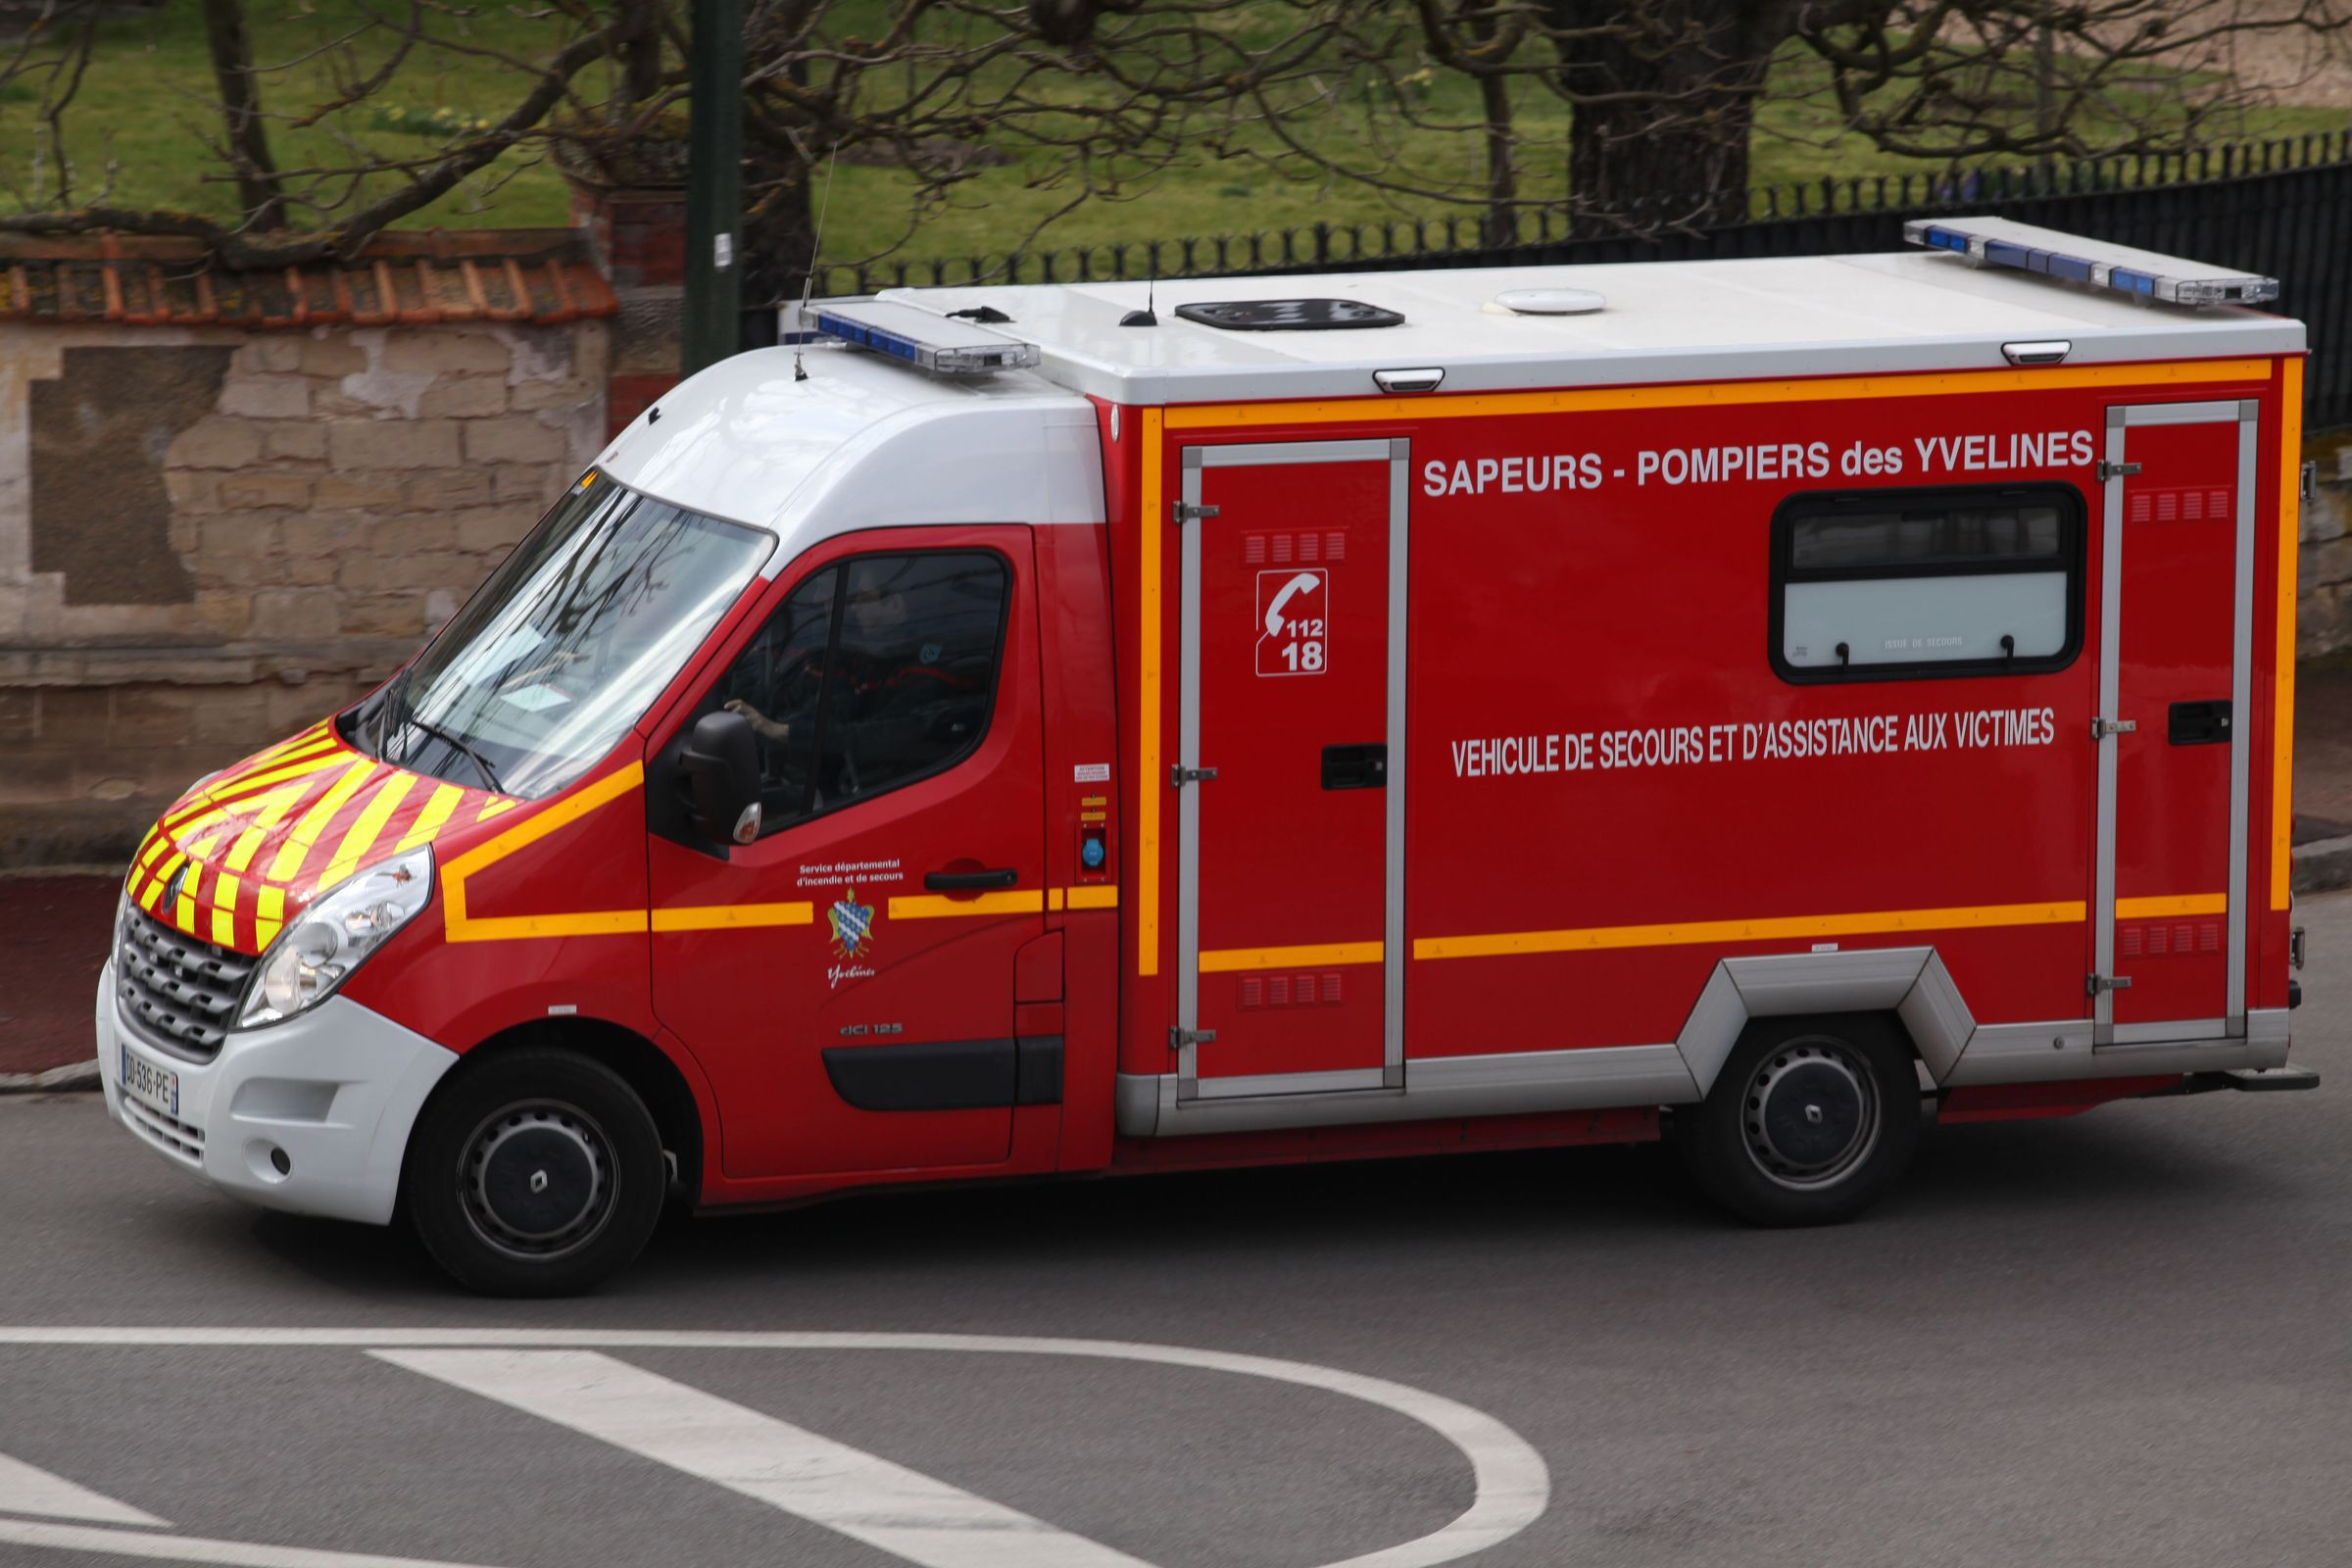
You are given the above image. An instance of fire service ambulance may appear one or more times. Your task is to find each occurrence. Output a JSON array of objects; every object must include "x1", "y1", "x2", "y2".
[{"x1": 97, "y1": 218, "x2": 2317, "y2": 1294}]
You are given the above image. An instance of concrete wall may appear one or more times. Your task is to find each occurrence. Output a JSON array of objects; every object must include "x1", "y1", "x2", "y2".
[
  {"x1": 2303, "y1": 429, "x2": 2352, "y2": 662},
  {"x1": 0, "y1": 318, "x2": 607, "y2": 864}
]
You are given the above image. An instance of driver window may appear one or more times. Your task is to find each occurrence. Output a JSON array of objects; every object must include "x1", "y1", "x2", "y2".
[{"x1": 712, "y1": 550, "x2": 1008, "y2": 836}]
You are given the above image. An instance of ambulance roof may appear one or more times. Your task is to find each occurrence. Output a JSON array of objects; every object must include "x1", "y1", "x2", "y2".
[{"x1": 868, "y1": 246, "x2": 2302, "y2": 405}]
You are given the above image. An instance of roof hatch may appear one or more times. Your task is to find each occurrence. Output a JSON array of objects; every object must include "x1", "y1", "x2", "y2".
[{"x1": 1173, "y1": 298, "x2": 1403, "y2": 331}]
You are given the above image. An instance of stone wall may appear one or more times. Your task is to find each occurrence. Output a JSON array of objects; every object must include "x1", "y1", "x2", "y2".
[
  {"x1": 0, "y1": 318, "x2": 608, "y2": 864},
  {"x1": 2302, "y1": 429, "x2": 2352, "y2": 661}
]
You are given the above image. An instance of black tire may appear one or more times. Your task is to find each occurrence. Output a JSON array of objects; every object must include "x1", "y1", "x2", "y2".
[
  {"x1": 403, "y1": 1048, "x2": 664, "y2": 1297},
  {"x1": 1675, "y1": 1013, "x2": 1920, "y2": 1227}
]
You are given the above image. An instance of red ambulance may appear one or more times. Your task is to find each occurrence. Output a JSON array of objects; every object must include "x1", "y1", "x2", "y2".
[{"x1": 97, "y1": 218, "x2": 2316, "y2": 1294}]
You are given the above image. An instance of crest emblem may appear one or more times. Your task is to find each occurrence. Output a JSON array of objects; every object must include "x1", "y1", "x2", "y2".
[
  {"x1": 162, "y1": 862, "x2": 191, "y2": 908},
  {"x1": 828, "y1": 896, "x2": 874, "y2": 960}
]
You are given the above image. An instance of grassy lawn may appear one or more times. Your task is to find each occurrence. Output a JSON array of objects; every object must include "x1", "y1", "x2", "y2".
[{"x1": 2, "y1": 0, "x2": 2344, "y2": 274}]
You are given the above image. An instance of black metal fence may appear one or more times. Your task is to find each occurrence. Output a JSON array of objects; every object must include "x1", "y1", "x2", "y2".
[{"x1": 806, "y1": 130, "x2": 2352, "y2": 427}]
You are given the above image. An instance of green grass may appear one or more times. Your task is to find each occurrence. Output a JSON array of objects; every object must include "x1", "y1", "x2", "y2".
[{"x1": 2, "y1": 1, "x2": 2344, "y2": 272}]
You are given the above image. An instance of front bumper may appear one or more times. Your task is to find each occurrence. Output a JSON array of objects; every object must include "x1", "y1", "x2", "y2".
[{"x1": 95, "y1": 960, "x2": 459, "y2": 1225}]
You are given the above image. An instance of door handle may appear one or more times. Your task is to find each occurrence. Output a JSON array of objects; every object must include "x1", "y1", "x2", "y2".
[
  {"x1": 1321, "y1": 743, "x2": 1388, "y2": 790},
  {"x1": 2168, "y1": 700, "x2": 2232, "y2": 746},
  {"x1": 925, "y1": 867, "x2": 1019, "y2": 891}
]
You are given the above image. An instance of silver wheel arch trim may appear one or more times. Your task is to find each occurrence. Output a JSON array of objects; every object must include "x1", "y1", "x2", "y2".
[{"x1": 1676, "y1": 946, "x2": 1966, "y2": 1096}]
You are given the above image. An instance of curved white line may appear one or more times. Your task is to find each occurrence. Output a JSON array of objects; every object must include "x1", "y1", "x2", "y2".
[{"x1": 0, "y1": 1329, "x2": 1548, "y2": 1568}]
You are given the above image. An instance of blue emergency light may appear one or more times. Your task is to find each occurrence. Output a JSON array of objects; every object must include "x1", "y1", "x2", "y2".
[
  {"x1": 808, "y1": 300, "x2": 1042, "y2": 377},
  {"x1": 1903, "y1": 217, "x2": 2278, "y2": 308}
]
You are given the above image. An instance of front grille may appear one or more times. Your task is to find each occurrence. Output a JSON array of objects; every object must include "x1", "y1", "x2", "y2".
[
  {"x1": 120, "y1": 1094, "x2": 206, "y2": 1164},
  {"x1": 116, "y1": 909, "x2": 257, "y2": 1061}
]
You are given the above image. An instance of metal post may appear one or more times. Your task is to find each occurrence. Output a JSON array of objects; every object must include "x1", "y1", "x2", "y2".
[{"x1": 681, "y1": 0, "x2": 743, "y2": 375}]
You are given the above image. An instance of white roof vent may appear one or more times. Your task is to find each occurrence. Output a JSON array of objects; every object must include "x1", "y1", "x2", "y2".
[{"x1": 1493, "y1": 287, "x2": 1605, "y2": 316}]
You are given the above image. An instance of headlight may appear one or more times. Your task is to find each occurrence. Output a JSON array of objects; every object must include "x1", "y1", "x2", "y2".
[{"x1": 238, "y1": 846, "x2": 434, "y2": 1029}]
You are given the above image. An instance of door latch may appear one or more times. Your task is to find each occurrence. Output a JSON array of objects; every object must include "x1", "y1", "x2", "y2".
[
  {"x1": 1169, "y1": 1027, "x2": 1217, "y2": 1049},
  {"x1": 2088, "y1": 973, "x2": 2135, "y2": 996},
  {"x1": 2091, "y1": 716, "x2": 2138, "y2": 740},
  {"x1": 1169, "y1": 764, "x2": 1218, "y2": 786},
  {"x1": 1171, "y1": 502, "x2": 1220, "y2": 524},
  {"x1": 2096, "y1": 460, "x2": 2143, "y2": 482}
]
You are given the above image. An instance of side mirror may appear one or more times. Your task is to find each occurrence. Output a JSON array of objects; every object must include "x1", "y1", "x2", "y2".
[{"x1": 678, "y1": 709, "x2": 761, "y2": 847}]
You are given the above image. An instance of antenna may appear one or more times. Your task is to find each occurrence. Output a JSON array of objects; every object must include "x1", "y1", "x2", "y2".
[
  {"x1": 794, "y1": 144, "x2": 841, "y2": 382},
  {"x1": 1120, "y1": 274, "x2": 1157, "y2": 327}
]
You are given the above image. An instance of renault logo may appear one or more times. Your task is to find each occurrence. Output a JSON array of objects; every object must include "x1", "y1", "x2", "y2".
[{"x1": 162, "y1": 863, "x2": 190, "y2": 907}]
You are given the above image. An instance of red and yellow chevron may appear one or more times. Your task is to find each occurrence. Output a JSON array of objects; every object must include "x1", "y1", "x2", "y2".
[{"x1": 124, "y1": 722, "x2": 507, "y2": 956}]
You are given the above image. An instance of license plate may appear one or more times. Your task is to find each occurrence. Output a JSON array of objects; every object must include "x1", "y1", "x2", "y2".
[{"x1": 119, "y1": 1045, "x2": 180, "y2": 1120}]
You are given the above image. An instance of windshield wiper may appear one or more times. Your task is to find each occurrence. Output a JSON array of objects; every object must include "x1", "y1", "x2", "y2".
[
  {"x1": 401, "y1": 711, "x2": 505, "y2": 796},
  {"x1": 377, "y1": 674, "x2": 505, "y2": 796},
  {"x1": 369, "y1": 665, "x2": 414, "y2": 755}
]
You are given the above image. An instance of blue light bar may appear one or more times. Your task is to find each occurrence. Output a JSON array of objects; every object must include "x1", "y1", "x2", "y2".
[
  {"x1": 1904, "y1": 217, "x2": 2278, "y2": 308},
  {"x1": 808, "y1": 300, "x2": 1041, "y2": 377}
]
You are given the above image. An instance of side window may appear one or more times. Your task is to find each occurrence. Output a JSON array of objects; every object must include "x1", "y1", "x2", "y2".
[
  {"x1": 711, "y1": 550, "x2": 1009, "y2": 834},
  {"x1": 1771, "y1": 486, "x2": 2083, "y2": 682}
]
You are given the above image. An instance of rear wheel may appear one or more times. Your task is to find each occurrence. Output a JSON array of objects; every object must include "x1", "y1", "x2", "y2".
[
  {"x1": 1677, "y1": 1014, "x2": 1919, "y2": 1227},
  {"x1": 404, "y1": 1048, "x2": 664, "y2": 1296}
]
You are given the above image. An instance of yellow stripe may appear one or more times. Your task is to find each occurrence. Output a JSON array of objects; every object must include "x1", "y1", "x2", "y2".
[
  {"x1": 2274, "y1": 357, "x2": 2304, "y2": 910},
  {"x1": 139, "y1": 852, "x2": 182, "y2": 912},
  {"x1": 397, "y1": 783, "x2": 466, "y2": 854},
  {"x1": 137, "y1": 831, "x2": 173, "y2": 870},
  {"x1": 442, "y1": 763, "x2": 645, "y2": 944},
  {"x1": 174, "y1": 867, "x2": 200, "y2": 934},
  {"x1": 255, "y1": 885, "x2": 286, "y2": 950},
  {"x1": 1139, "y1": 407, "x2": 1164, "y2": 977},
  {"x1": 888, "y1": 890, "x2": 1047, "y2": 920},
  {"x1": 1065, "y1": 885, "x2": 1118, "y2": 910},
  {"x1": 210, "y1": 873, "x2": 240, "y2": 947},
  {"x1": 1201, "y1": 940, "x2": 1383, "y2": 973},
  {"x1": 477, "y1": 798, "x2": 518, "y2": 821},
  {"x1": 223, "y1": 825, "x2": 268, "y2": 876},
  {"x1": 206, "y1": 750, "x2": 349, "y2": 807},
  {"x1": 265, "y1": 759, "x2": 378, "y2": 884},
  {"x1": 317, "y1": 772, "x2": 416, "y2": 890},
  {"x1": 2117, "y1": 893, "x2": 2229, "y2": 919},
  {"x1": 651, "y1": 903, "x2": 814, "y2": 933},
  {"x1": 1165, "y1": 359, "x2": 2278, "y2": 431},
  {"x1": 1414, "y1": 900, "x2": 2087, "y2": 961},
  {"x1": 250, "y1": 779, "x2": 310, "y2": 831}
]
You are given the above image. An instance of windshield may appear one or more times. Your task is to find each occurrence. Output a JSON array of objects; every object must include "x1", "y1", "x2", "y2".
[{"x1": 352, "y1": 478, "x2": 772, "y2": 800}]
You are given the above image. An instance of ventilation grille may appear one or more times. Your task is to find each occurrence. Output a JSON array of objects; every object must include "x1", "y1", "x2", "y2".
[
  {"x1": 1243, "y1": 532, "x2": 1347, "y2": 566},
  {"x1": 2129, "y1": 487, "x2": 2231, "y2": 524}
]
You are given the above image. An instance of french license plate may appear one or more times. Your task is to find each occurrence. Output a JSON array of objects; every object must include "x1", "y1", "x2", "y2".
[{"x1": 119, "y1": 1045, "x2": 179, "y2": 1120}]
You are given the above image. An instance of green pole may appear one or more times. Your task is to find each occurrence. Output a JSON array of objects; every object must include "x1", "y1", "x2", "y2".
[{"x1": 681, "y1": 0, "x2": 743, "y2": 375}]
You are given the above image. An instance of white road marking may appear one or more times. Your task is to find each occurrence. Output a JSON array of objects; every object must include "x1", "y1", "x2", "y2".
[
  {"x1": 0, "y1": 1450, "x2": 169, "y2": 1526},
  {"x1": 0, "y1": 1518, "x2": 499, "y2": 1568},
  {"x1": 0, "y1": 1329, "x2": 1549, "y2": 1568},
  {"x1": 380, "y1": 1349, "x2": 1156, "y2": 1568}
]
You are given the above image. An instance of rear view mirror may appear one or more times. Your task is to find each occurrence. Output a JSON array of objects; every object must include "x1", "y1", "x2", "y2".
[{"x1": 678, "y1": 709, "x2": 761, "y2": 847}]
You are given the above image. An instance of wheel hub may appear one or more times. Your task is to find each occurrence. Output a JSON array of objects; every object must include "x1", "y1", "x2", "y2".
[
  {"x1": 460, "y1": 1102, "x2": 614, "y2": 1259},
  {"x1": 1741, "y1": 1042, "x2": 1880, "y2": 1190}
]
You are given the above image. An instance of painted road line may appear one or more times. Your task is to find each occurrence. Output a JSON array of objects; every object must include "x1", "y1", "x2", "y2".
[
  {"x1": 379, "y1": 1349, "x2": 1156, "y2": 1568},
  {"x1": 0, "y1": 1329, "x2": 1548, "y2": 1568},
  {"x1": 0, "y1": 1518, "x2": 499, "y2": 1568},
  {"x1": 0, "y1": 1450, "x2": 168, "y2": 1527}
]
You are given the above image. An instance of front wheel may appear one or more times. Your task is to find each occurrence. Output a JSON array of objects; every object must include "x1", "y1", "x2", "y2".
[
  {"x1": 1676, "y1": 1014, "x2": 1920, "y2": 1227},
  {"x1": 403, "y1": 1048, "x2": 665, "y2": 1296}
]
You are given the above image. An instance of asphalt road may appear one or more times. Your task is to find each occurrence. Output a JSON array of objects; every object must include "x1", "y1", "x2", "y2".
[{"x1": 2, "y1": 891, "x2": 2347, "y2": 1568}]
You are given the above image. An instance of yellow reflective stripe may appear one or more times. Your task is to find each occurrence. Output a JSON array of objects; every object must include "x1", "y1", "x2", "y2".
[
  {"x1": 1415, "y1": 901, "x2": 2088, "y2": 961},
  {"x1": 1065, "y1": 885, "x2": 1119, "y2": 910},
  {"x1": 223, "y1": 825, "x2": 269, "y2": 876},
  {"x1": 137, "y1": 831, "x2": 173, "y2": 870},
  {"x1": 2117, "y1": 893, "x2": 2229, "y2": 919},
  {"x1": 397, "y1": 783, "x2": 466, "y2": 854},
  {"x1": 139, "y1": 852, "x2": 183, "y2": 911},
  {"x1": 250, "y1": 779, "x2": 310, "y2": 831},
  {"x1": 1201, "y1": 940, "x2": 1382, "y2": 973},
  {"x1": 888, "y1": 890, "x2": 1046, "y2": 920},
  {"x1": 442, "y1": 763, "x2": 645, "y2": 944},
  {"x1": 173, "y1": 866, "x2": 200, "y2": 934},
  {"x1": 255, "y1": 885, "x2": 286, "y2": 950},
  {"x1": 1139, "y1": 406, "x2": 1164, "y2": 977},
  {"x1": 2274, "y1": 358, "x2": 2305, "y2": 910},
  {"x1": 477, "y1": 798, "x2": 518, "y2": 821},
  {"x1": 210, "y1": 873, "x2": 240, "y2": 947},
  {"x1": 1167, "y1": 359, "x2": 2278, "y2": 431},
  {"x1": 211, "y1": 750, "x2": 350, "y2": 805},
  {"x1": 317, "y1": 773, "x2": 416, "y2": 891},
  {"x1": 651, "y1": 903, "x2": 814, "y2": 933},
  {"x1": 265, "y1": 760, "x2": 378, "y2": 884}
]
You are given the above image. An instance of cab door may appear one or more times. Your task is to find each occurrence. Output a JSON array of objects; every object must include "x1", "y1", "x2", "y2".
[
  {"x1": 1173, "y1": 440, "x2": 1407, "y2": 1101},
  {"x1": 647, "y1": 527, "x2": 1047, "y2": 1178},
  {"x1": 2094, "y1": 403, "x2": 2255, "y2": 1043}
]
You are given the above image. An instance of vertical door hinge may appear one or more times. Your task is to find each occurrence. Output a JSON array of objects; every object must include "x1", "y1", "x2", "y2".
[
  {"x1": 2090, "y1": 715, "x2": 2138, "y2": 740},
  {"x1": 1172, "y1": 502, "x2": 1220, "y2": 524},
  {"x1": 2096, "y1": 460, "x2": 2142, "y2": 482},
  {"x1": 2087, "y1": 973, "x2": 2134, "y2": 996},
  {"x1": 1169, "y1": 764, "x2": 1218, "y2": 787},
  {"x1": 1170, "y1": 1026, "x2": 1217, "y2": 1049}
]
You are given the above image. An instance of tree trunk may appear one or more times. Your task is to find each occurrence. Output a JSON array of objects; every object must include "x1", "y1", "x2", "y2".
[
  {"x1": 740, "y1": 147, "x2": 816, "y2": 321},
  {"x1": 1544, "y1": 0, "x2": 1783, "y2": 235},
  {"x1": 197, "y1": 0, "x2": 287, "y2": 229},
  {"x1": 618, "y1": 0, "x2": 663, "y2": 108}
]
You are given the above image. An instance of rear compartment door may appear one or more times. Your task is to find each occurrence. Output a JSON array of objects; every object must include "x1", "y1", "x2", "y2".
[
  {"x1": 2094, "y1": 402, "x2": 2257, "y2": 1043},
  {"x1": 1173, "y1": 440, "x2": 1407, "y2": 1100}
]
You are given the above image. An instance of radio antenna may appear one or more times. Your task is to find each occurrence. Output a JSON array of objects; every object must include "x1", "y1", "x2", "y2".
[
  {"x1": 794, "y1": 143, "x2": 841, "y2": 382},
  {"x1": 1120, "y1": 273, "x2": 1158, "y2": 328}
]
